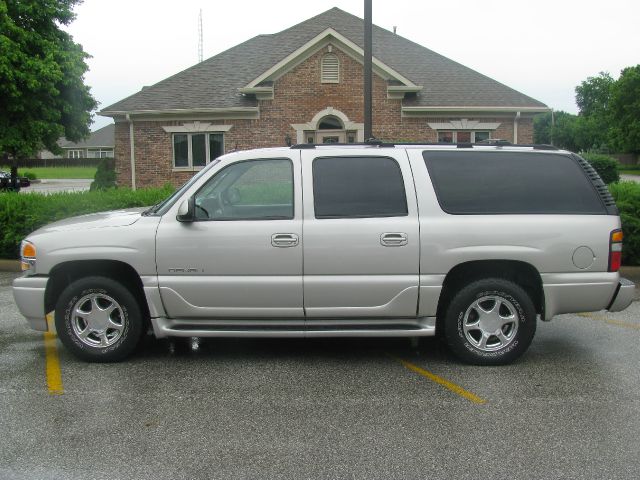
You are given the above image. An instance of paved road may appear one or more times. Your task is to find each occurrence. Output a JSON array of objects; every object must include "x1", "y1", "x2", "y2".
[
  {"x1": 21, "y1": 179, "x2": 91, "y2": 194},
  {"x1": 1, "y1": 271, "x2": 639, "y2": 479}
]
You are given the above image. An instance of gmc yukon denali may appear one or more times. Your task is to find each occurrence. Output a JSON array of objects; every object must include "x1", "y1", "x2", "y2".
[{"x1": 12, "y1": 143, "x2": 636, "y2": 365}]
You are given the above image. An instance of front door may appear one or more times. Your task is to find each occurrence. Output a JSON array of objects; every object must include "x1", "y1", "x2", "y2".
[
  {"x1": 301, "y1": 150, "x2": 420, "y2": 318},
  {"x1": 156, "y1": 154, "x2": 303, "y2": 319},
  {"x1": 318, "y1": 131, "x2": 346, "y2": 144}
]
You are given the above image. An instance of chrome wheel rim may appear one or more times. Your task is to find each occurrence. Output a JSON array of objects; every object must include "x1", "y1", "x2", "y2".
[
  {"x1": 462, "y1": 295, "x2": 519, "y2": 352},
  {"x1": 71, "y1": 293, "x2": 125, "y2": 348}
]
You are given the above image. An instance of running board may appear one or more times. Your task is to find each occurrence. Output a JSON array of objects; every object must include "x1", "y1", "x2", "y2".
[{"x1": 150, "y1": 317, "x2": 436, "y2": 339}]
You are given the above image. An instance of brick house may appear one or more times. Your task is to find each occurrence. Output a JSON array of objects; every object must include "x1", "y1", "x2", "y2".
[{"x1": 99, "y1": 7, "x2": 548, "y2": 188}]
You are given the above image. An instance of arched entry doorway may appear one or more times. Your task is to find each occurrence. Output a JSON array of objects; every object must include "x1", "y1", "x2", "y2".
[
  {"x1": 315, "y1": 115, "x2": 347, "y2": 144},
  {"x1": 291, "y1": 108, "x2": 364, "y2": 144}
]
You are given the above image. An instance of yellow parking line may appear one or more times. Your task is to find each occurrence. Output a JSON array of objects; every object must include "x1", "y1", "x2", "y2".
[
  {"x1": 577, "y1": 312, "x2": 640, "y2": 330},
  {"x1": 390, "y1": 356, "x2": 486, "y2": 405},
  {"x1": 44, "y1": 314, "x2": 64, "y2": 395}
]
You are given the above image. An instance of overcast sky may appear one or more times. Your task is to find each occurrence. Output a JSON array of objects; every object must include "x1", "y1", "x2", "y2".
[{"x1": 64, "y1": 0, "x2": 640, "y2": 130}]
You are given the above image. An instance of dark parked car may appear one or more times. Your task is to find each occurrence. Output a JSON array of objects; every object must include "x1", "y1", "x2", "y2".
[{"x1": 0, "y1": 170, "x2": 30, "y2": 191}]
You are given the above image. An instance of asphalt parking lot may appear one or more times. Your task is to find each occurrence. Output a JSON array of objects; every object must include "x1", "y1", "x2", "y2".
[{"x1": 1, "y1": 270, "x2": 639, "y2": 479}]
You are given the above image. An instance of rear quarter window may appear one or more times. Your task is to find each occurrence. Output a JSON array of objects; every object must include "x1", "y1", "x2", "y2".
[{"x1": 422, "y1": 151, "x2": 607, "y2": 215}]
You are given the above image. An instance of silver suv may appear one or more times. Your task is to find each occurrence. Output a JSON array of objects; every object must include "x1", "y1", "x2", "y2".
[{"x1": 12, "y1": 143, "x2": 635, "y2": 365}]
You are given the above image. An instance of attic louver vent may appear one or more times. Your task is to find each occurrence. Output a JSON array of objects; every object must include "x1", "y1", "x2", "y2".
[{"x1": 321, "y1": 53, "x2": 340, "y2": 83}]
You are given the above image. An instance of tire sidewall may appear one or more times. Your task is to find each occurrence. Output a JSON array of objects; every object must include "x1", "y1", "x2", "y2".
[
  {"x1": 55, "y1": 277, "x2": 141, "y2": 362},
  {"x1": 445, "y1": 280, "x2": 536, "y2": 365}
]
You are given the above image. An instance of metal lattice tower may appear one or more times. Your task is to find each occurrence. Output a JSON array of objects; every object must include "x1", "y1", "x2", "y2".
[{"x1": 198, "y1": 9, "x2": 203, "y2": 63}]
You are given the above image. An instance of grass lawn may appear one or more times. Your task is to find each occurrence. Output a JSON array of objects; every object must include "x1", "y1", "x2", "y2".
[{"x1": 1, "y1": 166, "x2": 97, "y2": 179}]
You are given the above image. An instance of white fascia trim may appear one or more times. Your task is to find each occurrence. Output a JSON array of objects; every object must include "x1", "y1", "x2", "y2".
[
  {"x1": 387, "y1": 85, "x2": 423, "y2": 100},
  {"x1": 238, "y1": 86, "x2": 274, "y2": 100},
  {"x1": 162, "y1": 122, "x2": 233, "y2": 133},
  {"x1": 98, "y1": 107, "x2": 259, "y2": 117},
  {"x1": 245, "y1": 27, "x2": 419, "y2": 88},
  {"x1": 403, "y1": 106, "x2": 550, "y2": 114},
  {"x1": 428, "y1": 120, "x2": 501, "y2": 130}
]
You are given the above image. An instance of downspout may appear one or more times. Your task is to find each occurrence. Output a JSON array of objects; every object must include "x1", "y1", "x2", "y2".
[
  {"x1": 126, "y1": 113, "x2": 136, "y2": 190},
  {"x1": 513, "y1": 111, "x2": 521, "y2": 144}
]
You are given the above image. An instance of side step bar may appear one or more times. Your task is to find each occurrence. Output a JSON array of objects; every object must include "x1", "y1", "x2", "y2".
[{"x1": 150, "y1": 317, "x2": 436, "y2": 339}]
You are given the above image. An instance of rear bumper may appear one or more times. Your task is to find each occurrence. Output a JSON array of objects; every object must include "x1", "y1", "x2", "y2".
[
  {"x1": 12, "y1": 275, "x2": 48, "y2": 331},
  {"x1": 607, "y1": 277, "x2": 636, "y2": 312}
]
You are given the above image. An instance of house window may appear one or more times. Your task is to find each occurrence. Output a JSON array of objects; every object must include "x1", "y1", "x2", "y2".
[
  {"x1": 67, "y1": 150, "x2": 83, "y2": 158},
  {"x1": 173, "y1": 133, "x2": 224, "y2": 168},
  {"x1": 321, "y1": 53, "x2": 340, "y2": 83},
  {"x1": 437, "y1": 131, "x2": 491, "y2": 143},
  {"x1": 87, "y1": 149, "x2": 114, "y2": 158}
]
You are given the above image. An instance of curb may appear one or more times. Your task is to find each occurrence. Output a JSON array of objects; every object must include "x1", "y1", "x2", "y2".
[{"x1": 0, "y1": 259, "x2": 21, "y2": 272}]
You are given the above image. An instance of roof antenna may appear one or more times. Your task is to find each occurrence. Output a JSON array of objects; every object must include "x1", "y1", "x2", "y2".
[{"x1": 198, "y1": 9, "x2": 203, "y2": 63}]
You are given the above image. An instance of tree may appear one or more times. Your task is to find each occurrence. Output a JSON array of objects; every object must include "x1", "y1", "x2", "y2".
[
  {"x1": 609, "y1": 65, "x2": 640, "y2": 154},
  {"x1": 0, "y1": 0, "x2": 97, "y2": 161},
  {"x1": 574, "y1": 72, "x2": 614, "y2": 152},
  {"x1": 575, "y1": 72, "x2": 614, "y2": 117},
  {"x1": 533, "y1": 110, "x2": 580, "y2": 152}
]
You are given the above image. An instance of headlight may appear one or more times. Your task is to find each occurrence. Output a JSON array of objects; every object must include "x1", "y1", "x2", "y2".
[{"x1": 21, "y1": 241, "x2": 36, "y2": 273}]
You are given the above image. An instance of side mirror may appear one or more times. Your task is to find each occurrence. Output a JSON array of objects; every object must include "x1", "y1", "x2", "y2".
[{"x1": 176, "y1": 197, "x2": 195, "y2": 222}]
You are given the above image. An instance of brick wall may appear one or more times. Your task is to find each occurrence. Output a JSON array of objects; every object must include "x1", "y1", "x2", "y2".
[{"x1": 114, "y1": 46, "x2": 533, "y2": 187}]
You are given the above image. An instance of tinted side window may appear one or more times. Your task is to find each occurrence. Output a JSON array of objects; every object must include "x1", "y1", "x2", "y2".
[
  {"x1": 313, "y1": 156, "x2": 408, "y2": 218},
  {"x1": 194, "y1": 159, "x2": 293, "y2": 220},
  {"x1": 423, "y1": 151, "x2": 606, "y2": 214}
]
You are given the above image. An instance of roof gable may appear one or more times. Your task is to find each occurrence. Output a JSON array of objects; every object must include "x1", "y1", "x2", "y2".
[
  {"x1": 244, "y1": 27, "x2": 418, "y2": 88},
  {"x1": 60, "y1": 123, "x2": 115, "y2": 148},
  {"x1": 100, "y1": 7, "x2": 547, "y2": 115}
]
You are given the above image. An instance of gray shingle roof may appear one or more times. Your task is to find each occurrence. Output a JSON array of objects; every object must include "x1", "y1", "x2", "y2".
[
  {"x1": 60, "y1": 124, "x2": 115, "y2": 148},
  {"x1": 101, "y1": 7, "x2": 546, "y2": 114}
]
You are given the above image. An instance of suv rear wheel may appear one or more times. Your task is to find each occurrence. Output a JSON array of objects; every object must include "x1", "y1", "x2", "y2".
[
  {"x1": 443, "y1": 278, "x2": 536, "y2": 365},
  {"x1": 54, "y1": 276, "x2": 143, "y2": 362}
]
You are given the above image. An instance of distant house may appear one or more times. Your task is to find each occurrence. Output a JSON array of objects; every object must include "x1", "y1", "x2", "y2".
[
  {"x1": 40, "y1": 124, "x2": 115, "y2": 159},
  {"x1": 99, "y1": 7, "x2": 548, "y2": 188}
]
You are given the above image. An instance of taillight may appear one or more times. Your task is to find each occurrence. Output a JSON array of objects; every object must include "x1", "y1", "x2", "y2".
[{"x1": 608, "y1": 229, "x2": 623, "y2": 272}]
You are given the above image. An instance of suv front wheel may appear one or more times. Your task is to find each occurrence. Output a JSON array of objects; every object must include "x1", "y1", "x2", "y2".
[
  {"x1": 444, "y1": 278, "x2": 537, "y2": 365},
  {"x1": 54, "y1": 276, "x2": 144, "y2": 362}
]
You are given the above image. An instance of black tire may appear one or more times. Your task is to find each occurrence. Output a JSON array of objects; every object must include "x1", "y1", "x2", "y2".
[
  {"x1": 443, "y1": 278, "x2": 537, "y2": 366},
  {"x1": 54, "y1": 276, "x2": 143, "y2": 362}
]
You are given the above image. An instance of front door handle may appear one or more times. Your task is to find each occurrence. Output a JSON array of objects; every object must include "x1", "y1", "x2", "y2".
[
  {"x1": 271, "y1": 233, "x2": 299, "y2": 248},
  {"x1": 380, "y1": 232, "x2": 408, "y2": 247}
]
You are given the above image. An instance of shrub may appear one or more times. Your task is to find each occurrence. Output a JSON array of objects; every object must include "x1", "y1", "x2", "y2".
[
  {"x1": 609, "y1": 181, "x2": 640, "y2": 266},
  {"x1": 21, "y1": 170, "x2": 37, "y2": 180},
  {"x1": 90, "y1": 158, "x2": 117, "y2": 190},
  {"x1": 0, "y1": 186, "x2": 174, "y2": 259},
  {"x1": 582, "y1": 153, "x2": 620, "y2": 184}
]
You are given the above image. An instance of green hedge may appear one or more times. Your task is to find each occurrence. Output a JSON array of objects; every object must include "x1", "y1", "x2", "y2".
[
  {"x1": 0, "y1": 186, "x2": 174, "y2": 259},
  {"x1": 583, "y1": 153, "x2": 620, "y2": 184},
  {"x1": 609, "y1": 181, "x2": 640, "y2": 266}
]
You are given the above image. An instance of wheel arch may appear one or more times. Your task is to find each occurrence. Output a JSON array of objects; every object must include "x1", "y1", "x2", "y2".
[
  {"x1": 436, "y1": 260, "x2": 544, "y2": 326},
  {"x1": 45, "y1": 260, "x2": 150, "y2": 322}
]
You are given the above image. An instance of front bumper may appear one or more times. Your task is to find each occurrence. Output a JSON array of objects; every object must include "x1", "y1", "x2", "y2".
[
  {"x1": 607, "y1": 277, "x2": 636, "y2": 312},
  {"x1": 12, "y1": 275, "x2": 48, "y2": 331}
]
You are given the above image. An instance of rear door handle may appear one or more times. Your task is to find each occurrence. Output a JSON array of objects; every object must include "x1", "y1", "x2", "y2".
[
  {"x1": 380, "y1": 232, "x2": 408, "y2": 247},
  {"x1": 271, "y1": 233, "x2": 299, "y2": 248}
]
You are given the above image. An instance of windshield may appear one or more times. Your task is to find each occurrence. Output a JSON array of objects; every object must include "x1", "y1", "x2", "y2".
[{"x1": 143, "y1": 159, "x2": 221, "y2": 216}]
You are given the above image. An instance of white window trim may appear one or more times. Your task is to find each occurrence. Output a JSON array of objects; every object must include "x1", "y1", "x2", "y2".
[
  {"x1": 172, "y1": 132, "x2": 224, "y2": 171},
  {"x1": 67, "y1": 149, "x2": 83, "y2": 158},
  {"x1": 163, "y1": 122, "x2": 233, "y2": 133},
  {"x1": 437, "y1": 131, "x2": 492, "y2": 143}
]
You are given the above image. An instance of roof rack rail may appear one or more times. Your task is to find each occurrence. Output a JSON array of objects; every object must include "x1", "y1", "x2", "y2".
[{"x1": 290, "y1": 141, "x2": 560, "y2": 150}]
